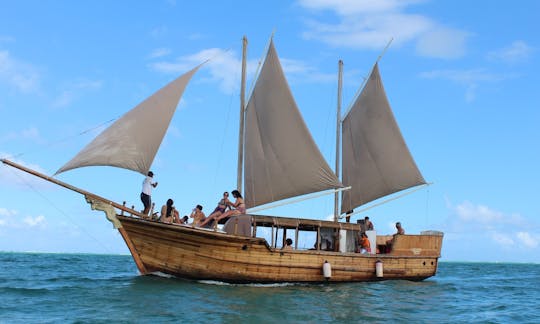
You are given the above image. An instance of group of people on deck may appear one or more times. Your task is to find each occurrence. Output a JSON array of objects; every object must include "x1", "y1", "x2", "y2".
[
  {"x1": 139, "y1": 171, "x2": 246, "y2": 228},
  {"x1": 357, "y1": 216, "x2": 405, "y2": 254},
  {"x1": 140, "y1": 171, "x2": 405, "y2": 251}
]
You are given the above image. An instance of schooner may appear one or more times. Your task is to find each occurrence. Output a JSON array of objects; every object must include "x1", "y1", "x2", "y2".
[{"x1": 1, "y1": 36, "x2": 443, "y2": 283}]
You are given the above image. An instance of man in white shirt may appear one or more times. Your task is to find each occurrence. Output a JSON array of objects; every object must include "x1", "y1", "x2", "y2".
[{"x1": 141, "y1": 171, "x2": 158, "y2": 215}]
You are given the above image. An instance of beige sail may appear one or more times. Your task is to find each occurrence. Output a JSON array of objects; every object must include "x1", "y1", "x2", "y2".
[
  {"x1": 244, "y1": 39, "x2": 342, "y2": 208},
  {"x1": 56, "y1": 65, "x2": 201, "y2": 176},
  {"x1": 341, "y1": 63, "x2": 425, "y2": 214}
]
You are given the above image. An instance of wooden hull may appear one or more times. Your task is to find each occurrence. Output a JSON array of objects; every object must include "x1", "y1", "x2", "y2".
[{"x1": 117, "y1": 215, "x2": 443, "y2": 283}]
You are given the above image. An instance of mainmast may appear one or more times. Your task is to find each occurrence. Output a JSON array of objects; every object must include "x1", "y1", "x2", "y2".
[
  {"x1": 334, "y1": 60, "x2": 343, "y2": 222},
  {"x1": 237, "y1": 36, "x2": 248, "y2": 192}
]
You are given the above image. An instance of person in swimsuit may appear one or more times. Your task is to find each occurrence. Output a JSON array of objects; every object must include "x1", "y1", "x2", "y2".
[
  {"x1": 160, "y1": 198, "x2": 179, "y2": 224},
  {"x1": 282, "y1": 238, "x2": 293, "y2": 250},
  {"x1": 200, "y1": 192, "x2": 230, "y2": 228},
  {"x1": 190, "y1": 204, "x2": 206, "y2": 227},
  {"x1": 214, "y1": 189, "x2": 245, "y2": 223}
]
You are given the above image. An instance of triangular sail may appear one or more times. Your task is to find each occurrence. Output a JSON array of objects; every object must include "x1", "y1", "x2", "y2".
[
  {"x1": 341, "y1": 63, "x2": 425, "y2": 214},
  {"x1": 56, "y1": 65, "x2": 201, "y2": 175},
  {"x1": 244, "y1": 39, "x2": 342, "y2": 208}
]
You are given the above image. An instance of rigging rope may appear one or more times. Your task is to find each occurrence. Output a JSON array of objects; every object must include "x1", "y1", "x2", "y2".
[
  {"x1": 338, "y1": 183, "x2": 432, "y2": 219},
  {"x1": 2, "y1": 118, "x2": 117, "y2": 160}
]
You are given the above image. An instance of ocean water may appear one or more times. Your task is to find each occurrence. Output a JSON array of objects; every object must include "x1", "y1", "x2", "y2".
[{"x1": 0, "y1": 252, "x2": 539, "y2": 323}]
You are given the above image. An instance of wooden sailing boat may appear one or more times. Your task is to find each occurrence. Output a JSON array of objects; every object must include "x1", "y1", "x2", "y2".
[{"x1": 1, "y1": 36, "x2": 443, "y2": 283}]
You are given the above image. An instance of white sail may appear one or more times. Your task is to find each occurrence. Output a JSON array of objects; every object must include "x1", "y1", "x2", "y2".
[
  {"x1": 56, "y1": 65, "x2": 201, "y2": 175},
  {"x1": 244, "y1": 39, "x2": 342, "y2": 208},
  {"x1": 341, "y1": 63, "x2": 425, "y2": 214}
]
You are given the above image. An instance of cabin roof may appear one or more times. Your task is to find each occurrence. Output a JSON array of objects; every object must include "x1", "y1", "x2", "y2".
[{"x1": 250, "y1": 214, "x2": 362, "y2": 232}]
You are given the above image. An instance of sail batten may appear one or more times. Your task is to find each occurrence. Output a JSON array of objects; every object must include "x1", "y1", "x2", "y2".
[
  {"x1": 56, "y1": 65, "x2": 201, "y2": 176},
  {"x1": 341, "y1": 63, "x2": 425, "y2": 214},
  {"x1": 244, "y1": 40, "x2": 342, "y2": 208}
]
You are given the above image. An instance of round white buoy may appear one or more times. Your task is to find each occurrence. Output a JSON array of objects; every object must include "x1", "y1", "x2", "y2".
[
  {"x1": 375, "y1": 260, "x2": 383, "y2": 278},
  {"x1": 323, "y1": 260, "x2": 332, "y2": 280}
]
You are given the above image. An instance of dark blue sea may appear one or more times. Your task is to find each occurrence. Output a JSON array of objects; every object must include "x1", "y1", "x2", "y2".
[{"x1": 0, "y1": 252, "x2": 538, "y2": 323}]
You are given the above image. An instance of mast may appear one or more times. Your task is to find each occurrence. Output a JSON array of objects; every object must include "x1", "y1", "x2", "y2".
[
  {"x1": 237, "y1": 36, "x2": 248, "y2": 192},
  {"x1": 334, "y1": 60, "x2": 343, "y2": 222}
]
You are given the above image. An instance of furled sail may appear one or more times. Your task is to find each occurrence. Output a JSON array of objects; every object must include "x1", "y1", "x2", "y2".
[
  {"x1": 341, "y1": 63, "x2": 425, "y2": 214},
  {"x1": 244, "y1": 39, "x2": 342, "y2": 208},
  {"x1": 55, "y1": 65, "x2": 201, "y2": 176}
]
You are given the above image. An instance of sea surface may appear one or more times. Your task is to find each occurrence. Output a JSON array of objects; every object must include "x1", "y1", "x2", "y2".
[{"x1": 0, "y1": 252, "x2": 539, "y2": 323}]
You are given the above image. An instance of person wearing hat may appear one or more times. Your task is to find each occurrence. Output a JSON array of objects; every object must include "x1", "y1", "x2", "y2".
[{"x1": 141, "y1": 171, "x2": 158, "y2": 215}]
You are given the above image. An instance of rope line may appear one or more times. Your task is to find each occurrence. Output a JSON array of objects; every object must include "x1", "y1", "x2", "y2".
[{"x1": 2, "y1": 118, "x2": 117, "y2": 160}]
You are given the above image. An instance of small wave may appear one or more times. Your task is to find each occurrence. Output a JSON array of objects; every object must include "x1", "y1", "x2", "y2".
[
  {"x1": 1, "y1": 286, "x2": 52, "y2": 296},
  {"x1": 197, "y1": 280, "x2": 303, "y2": 288},
  {"x1": 150, "y1": 271, "x2": 176, "y2": 279}
]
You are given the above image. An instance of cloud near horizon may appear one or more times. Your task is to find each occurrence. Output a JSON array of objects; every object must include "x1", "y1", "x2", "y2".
[
  {"x1": 0, "y1": 207, "x2": 46, "y2": 229},
  {"x1": 0, "y1": 153, "x2": 55, "y2": 190},
  {"x1": 446, "y1": 200, "x2": 539, "y2": 250},
  {"x1": 298, "y1": 0, "x2": 469, "y2": 59}
]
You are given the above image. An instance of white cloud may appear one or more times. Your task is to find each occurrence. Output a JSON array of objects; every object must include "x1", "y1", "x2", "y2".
[
  {"x1": 491, "y1": 232, "x2": 515, "y2": 247},
  {"x1": 0, "y1": 207, "x2": 48, "y2": 229},
  {"x1": 148, "y1": 48, "x2": 171, "y2": 59},
  {"x1": 298, "y1": 0, "x2": 468, "y2": 59},
  {"x1": 148, "y1": 45, "x2": 336, "y2": 95},
  {"x1": 0, "y1": 127, "x2": 43, "y2": 144},
  {"x1": 454, "y1": 201, "x2": 503, "y2": 224},
  {"x1": 420, "y1": 69, "x2": 507, "y2": 102},
  {"x1": 516, "y1": 232, "x2": 538, "y2": 248},
  {"x1": 51, "y1": 79, "x2": 102, "y2": 108},
  {"x1": 149, "y1": 48, "x2": 245, "y2": 94},
  {"x1": 0, "y1": 50, "x2": 40, "y2": 92},
  {"x1": 446, "y1": 201, "x2": 539, "y2": 250},
  {"x1": 487, "y1": 41, "x2": 533, "y2": 64},
  {"x1": 23, "y1": 215, "x2": 46, "y2": 227},
  {"x1": 299, "y1": 0, "x2": 423, "y2": 15},
  {"x1": 420, "y1": 69, "x2": 505, "y2": 84},
  {"x1": 0, "y1": 207, "x2": 17, "y2": 217},
  {"x1": 416, "y1": 27, "x2": 469, "y2": 59},
  {"x1": 0, "y1": 153, "x2": 53, "y2": 189}
]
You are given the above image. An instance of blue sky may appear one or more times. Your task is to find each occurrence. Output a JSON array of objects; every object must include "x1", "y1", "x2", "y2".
[{"x1": 1, "y1": 1, "x2": 538, "y2": 263}]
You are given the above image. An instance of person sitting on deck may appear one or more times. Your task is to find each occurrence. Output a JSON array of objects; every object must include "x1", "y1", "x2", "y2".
[
  {"x1": 201, "y1": 189, "x2": 245, "y2": 227},
  {"x1": 190, "y1": 204, "x2": 206, "y2": 227},
  {"x1": 359, "y1": 232, "x2": 371, "y2": 254},
  {"x1": 386, "y1": 221, "x2": 405, "y2": 252},
  {"x1": 282, "y1": 238, "x2": 293, "y2": 250},
  {"x1": 201, "y1": 192, "x2": 230, "y2": 228},
  {"x1": 160, "y1": 199, "x2": 179, "y2": 224},
  {"x1": 395, "y1": 222, "x2": 405, "y2": 235},
  {"x1": 364, "y1": 216, "x2": 374, "y2": 231}
]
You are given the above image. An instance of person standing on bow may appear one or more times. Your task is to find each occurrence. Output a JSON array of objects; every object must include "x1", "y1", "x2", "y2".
[{"x1": 141, "y1": 171, "x2": 158, "y2": 215}]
